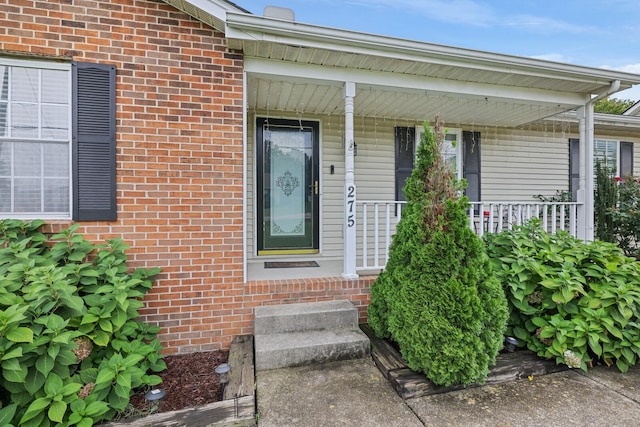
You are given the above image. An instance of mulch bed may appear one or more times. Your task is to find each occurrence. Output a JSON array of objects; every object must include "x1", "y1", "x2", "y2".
[{"x1": 129, "y1": 349, "x2": 229, "y2": 413}]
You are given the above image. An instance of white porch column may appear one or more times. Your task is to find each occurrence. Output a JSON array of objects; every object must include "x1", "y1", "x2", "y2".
[
  {"x1": 342, "y1": 81, "x2": 358, "y2": 279},
  {"x1": 576, "y1": 105, "x2": 595, "y2": 241}
]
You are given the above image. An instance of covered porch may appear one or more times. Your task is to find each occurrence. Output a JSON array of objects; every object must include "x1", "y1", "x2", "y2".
[{"x1": 225, "y1": 11, "x2": 640, "y2": 282}]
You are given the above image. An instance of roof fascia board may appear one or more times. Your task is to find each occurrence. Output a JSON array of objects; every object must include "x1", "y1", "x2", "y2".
[
  {"x1": 245, "y1": 57, "x2": 589, "y2": 107},
  {"x1": 162, "y1": 0, "x2": 246, "y2": 32},
  {"x1": 624, "y1": 101, "x2": 640, "y2": 116},
  {"x1": 227, "y1": 12, "x2": 640, "y2": 90},
  {"x1": 548, "y1": 111, "x2": 640, "y2": 128}
]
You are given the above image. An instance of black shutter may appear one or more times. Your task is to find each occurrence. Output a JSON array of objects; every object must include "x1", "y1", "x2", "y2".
[
  {"x1": 569, "y1": 138, "x2": 580, "y2": 202},
  {"x1": 72, "y1": 62, "x2": 116, "y2": 221},
  {"x1": 395, "y1": 127, "x2": 415, "y2": 202},
  {"x1": 463, "y1": 131, "x2": 481, "y2": 207},
  {"x1": 621, "y1": 141, "x2": 634, "y2": 178}
]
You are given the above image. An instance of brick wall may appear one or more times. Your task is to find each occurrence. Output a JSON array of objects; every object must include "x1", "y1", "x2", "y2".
[
  {"x1": 0, "y1": 0, "x2": 376, "y2": 355},
  {"x1": 0, "y1": 0, "x2": 244, "y2": 354}
]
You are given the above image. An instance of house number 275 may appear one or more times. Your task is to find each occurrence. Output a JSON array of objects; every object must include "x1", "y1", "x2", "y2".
[{"x1": 346, "y1": 185, "x2": 355, "y2": 228}]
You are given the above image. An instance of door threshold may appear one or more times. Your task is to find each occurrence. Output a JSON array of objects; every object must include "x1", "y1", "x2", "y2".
[{"x1": 264, "y1": 261, "x2": 320, "y2": 269}]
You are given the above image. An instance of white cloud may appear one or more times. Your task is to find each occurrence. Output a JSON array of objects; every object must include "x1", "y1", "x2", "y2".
[
  {"x1": 346, "y1": 0, "x2": 495, "y2": 26},
  {"x1": 596, "y1": 64, "x2": 640, "y2": 100},
  {"x1": 615, "y1": 64, "x2": 640, "y2": 74},
  {"x1": 503, "y1": 15, "x2": 596, "y2": 34}
]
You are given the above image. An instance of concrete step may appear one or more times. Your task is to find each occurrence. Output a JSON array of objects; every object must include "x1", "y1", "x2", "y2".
[
  {"x1": 254, "y1": 300, "x2": 358, "y2": 335},
  {"x1": 254, "y1": 329, "x2": 370, "y2": 371}
]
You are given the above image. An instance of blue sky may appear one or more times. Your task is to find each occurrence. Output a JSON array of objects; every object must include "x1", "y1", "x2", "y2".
[{"x1": 238, "y1": 0, "x2": 640, "y2": 101}]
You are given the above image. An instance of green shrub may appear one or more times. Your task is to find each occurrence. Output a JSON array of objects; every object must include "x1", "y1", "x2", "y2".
[
  {"x1": 610, "y1": 176, "x2": 640, "y2": 256},
  {"x1": 594, "y1": 161, "x2": 618, "y2": 244},
  {"x1": 485, "y1": 219, "x2": 640, "y2": 372},
  {"x1": 0, "y1": 219, "x2": 165, "y2": 427},
  {"x1": 368, "y1": 117, "x2": 508, "y2": 387}
]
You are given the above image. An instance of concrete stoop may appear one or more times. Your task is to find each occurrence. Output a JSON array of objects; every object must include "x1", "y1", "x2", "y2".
[{"x1": 254, "y1": 300, "x2": 370, "y2": 371}]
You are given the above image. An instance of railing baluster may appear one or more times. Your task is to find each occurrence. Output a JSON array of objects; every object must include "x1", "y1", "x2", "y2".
[
  {"x1": 362, "y1": 203, "x2": 368, "y2": 269},
  {"x1": 385, "y1": 203, "x2": 391, "y2": 264},
  {"x1": 374, "y1": 203, "x2": 379, "y2": 268},
  {"x1": 551, "y1": 204, "x2": 557, "y2": 233}
]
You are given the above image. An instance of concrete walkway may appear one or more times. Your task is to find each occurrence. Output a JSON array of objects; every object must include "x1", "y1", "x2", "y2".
[{"x1": 256, "y1": 358, "x2": 640, "y2": 426}]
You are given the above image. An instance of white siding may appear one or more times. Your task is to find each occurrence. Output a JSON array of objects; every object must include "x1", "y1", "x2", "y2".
[
  {"x1": 247, "y1": 112, "x2": 640, "y2": 264},
  {"x1": 482, "y1": 127, "x2": 570, "y2": 201}
]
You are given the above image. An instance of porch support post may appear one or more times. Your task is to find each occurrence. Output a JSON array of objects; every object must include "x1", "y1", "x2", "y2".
[
  {"x1": 576, "y1": 105, "x2": 595, "y2": 241},
  {"x1": 342, "y1": 81, "x2": 358, "y2": 279}
]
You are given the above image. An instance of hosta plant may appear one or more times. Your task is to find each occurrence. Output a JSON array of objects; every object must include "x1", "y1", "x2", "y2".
[
  {"x1": 0, "y1": 219, "x2": 165, "y2": 427},
  {"x1": 485, "y1": 219, "x2": 640, "y2": 372}
]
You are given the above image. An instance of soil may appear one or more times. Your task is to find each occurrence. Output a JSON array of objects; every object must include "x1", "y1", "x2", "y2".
[{"x1": 129, "y1": 349, "x2": 229, "y2": 414}]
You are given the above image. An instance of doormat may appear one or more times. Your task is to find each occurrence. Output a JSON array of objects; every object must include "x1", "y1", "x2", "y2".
[{"x1": 264, "y1": 261, "x2": 319, "y2": 268}]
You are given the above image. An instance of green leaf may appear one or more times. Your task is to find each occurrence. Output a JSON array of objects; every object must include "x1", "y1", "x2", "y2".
[
  {"x1": 616, "y1": 358, "x2": 630, "y2": 373},
  {"x1": 116, "y1": 371, "x2": 132, "y2": 389},
  {"x1": 3, "y1": 360, "x2": 27, "y2": 382},
  {"x1": 531, "y1": 317, "x2": 548, "y2": 327},
  {"x1": 621, "y1": 347, "x2": 635, "y2": 364},
  {"x1": 95, "y1": 368, "x2": 115, "y2": 388},
  {"x1": 0, "y1": 403, "x2": 18, "y2": 427},
  {"x1": 588, "y1": 336, "x2": 603, "y2": 357},
  {"x1": 20, "y1": 397, "x2": 52, "y2": 423},
  {"x1": 25, "y1": 367, "x2": 46, "y2": 395},
  {"x1": 77, "y1": 417, "x2": 94, "y2": 427},
  {"x1": 48, "y1": 400, "x2": 66, "y2": 423},
  {"x1": 59, "y1": 382, "x2": 82, "y2": 396},
  {"x1": 80, "y1": 313, "x2": 99, "y2": 325},
  {"x1": 603, "y1": 323, "x2": 624, "y2": 340},
  {"x1": 6, "y1": 327, "x2": 34, "y2": 343},
  {"x1": 99, "y1": 319, "x2": 113, "y2": 333},
  {"x1": 109, "y1": 390, "x2": 129, "y2": 411},
  {"x1": 36, "y1": 354, "x2": 55, "y2": 376},
  {"x1": 44, "y1": 373, "x2": 63, "y2": 397},
  {"x1": 551, "y1": 292, "x2": 566, "y2": 304},
  {"x1": 85, "y1": 400, "x2": 109, "y2": 417},
  {"x1": 91, "y1": 330, "x2": 110, "y2": 347},
  {"x1": 513, "y1": 326, "x2": 530, "y2": 342},
  {"x1": 586, "y1": 298, "x2": 603, "y2": 309},
  {"x1": 1, "y1": 346, "x2": 23, "y2": 361}
]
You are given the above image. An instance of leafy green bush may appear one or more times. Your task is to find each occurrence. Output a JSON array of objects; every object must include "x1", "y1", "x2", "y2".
[
  {"x1": 485, "y1": 219, "x2": 640, "y2": 372},
  {"x1": 594, "y1": 161, "x2": 618, "y2": 244},
  {"x1": 0, "y1": 219, "x2": 165, "y2": 427},
  {"x1": 610, "y1": 176, "x2": 640, "y2": 256},
  {"x1": 368, "y1": 117, "x2": 508, "y2": 387}
]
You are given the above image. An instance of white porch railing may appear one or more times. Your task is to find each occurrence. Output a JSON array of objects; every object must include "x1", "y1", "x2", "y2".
[
  {"x1": 356, "y1": 200, "x2": 581, "y2": 271},
  {"x1": 469, "y1": 202, "x2": 580, "y2": 238}
]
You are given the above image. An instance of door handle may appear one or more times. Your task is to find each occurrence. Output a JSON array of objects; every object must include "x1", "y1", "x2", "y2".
[{"x1": 310, "y1": 180, "x2": 318, "y2": 195}]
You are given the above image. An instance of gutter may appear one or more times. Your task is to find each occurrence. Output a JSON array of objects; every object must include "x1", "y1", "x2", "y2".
[
  {"x1": 225, "y1": 12, "x2": 640, "y2": 89},
  {"x1": 578, "y1": 79, "x2": 621, "y2": 241}
]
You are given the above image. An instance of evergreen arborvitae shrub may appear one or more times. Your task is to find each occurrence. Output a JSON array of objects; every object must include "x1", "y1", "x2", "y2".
[{"x1": 368, "y1": 116, "x2": 508, "y2": 386}]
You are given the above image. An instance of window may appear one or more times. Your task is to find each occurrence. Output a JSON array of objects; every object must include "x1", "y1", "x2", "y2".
[
  {"x1": 594, "y1": 139, "x2": 619, "y2": 175},
  {"x1": 569, "y1": 138, "x2": 634, "y2": 201},
  {"x1": 396, "y1": 126, "x2": 474, "y2": 202},
  {"x1": 415, "y1": 126, "x2": 463, "y2": 179},
  {"x1": 0, "y1": 58, "x2": 116, "y2": 221},
  {"x1": 0, "y1": 60, "x2": 72, "y2": 218}
]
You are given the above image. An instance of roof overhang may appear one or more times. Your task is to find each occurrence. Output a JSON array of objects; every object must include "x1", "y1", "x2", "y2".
[
  {"x1": 546, "y1": 111, "x2": 640, "y2": 134},
  {"x1": 161, "y1": 0, "x2": 248, "y2": 32},
  {"x1": 226, "y1": 12, "x2": 640, "y2": 127},
  {"x1": 624, "y1": 101, "x2": 640, "y2": 116}
]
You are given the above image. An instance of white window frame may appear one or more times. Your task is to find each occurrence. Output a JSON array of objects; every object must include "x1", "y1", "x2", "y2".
[
  {"x1": 415, "y1": 126, "x2": 463, "y2": 180},
  {"x1": 594, "y1": 138, "x2": 620, "y2": 177},
  {"x1": 0, "y1": 58, "x2": 73, "y2": 219}
]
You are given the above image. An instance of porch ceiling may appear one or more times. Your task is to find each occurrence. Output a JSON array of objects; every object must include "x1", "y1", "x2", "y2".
[
  {"x1": 229, "y1": 12, "x2": 640, "y2": 127},
  {"x1": 247, "y1": 74, "x2": 574, "y2": 127}
]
